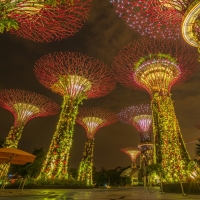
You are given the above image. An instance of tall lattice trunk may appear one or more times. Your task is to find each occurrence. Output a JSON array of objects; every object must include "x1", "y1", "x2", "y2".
[
  {"x1": 78, "y1": 138, "x2": 94, "y2": 185},
  {"x1": 38, "y1": 95, "x2": 84, "y2": 179},
  {"x1": 151, "y1": 93, "x2": 190, "y2": 182},
  {"x1": 0, "y1": 123, "x2": 25, "y2": 178}
]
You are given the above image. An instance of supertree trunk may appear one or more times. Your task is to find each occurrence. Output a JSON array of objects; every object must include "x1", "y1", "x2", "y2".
[
  {"x1": 140, "y1": 145, "x2": 153, "y2": 167},
  {"x1": 152, "y1": 93, "x2": 190, "y2": 182},
  {"x1": 78, "y1": 138, "x2": 94, "y2": 185},
  {"x1": 0, "y1": 164, "x2": 10, "y2": 178},
  {"x1": 139, "y1": 133, "x2": 154, "y2": 167},
  {"x1": 0, "y1": 123, "x2": 25, "y2": 177},
  {"x1": 3, "y1": 123, "x2": 24, "y2": 148},
  {"x1": 38, "y1": 95, "x2": 85, "y2": 179}
]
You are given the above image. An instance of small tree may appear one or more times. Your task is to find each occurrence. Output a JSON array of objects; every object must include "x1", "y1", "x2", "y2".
[
  {"x1": 146, "y1": 163, "x2": 163, "y2": 186},
  {"x1": 93, "y1": 167, "x2": 107, "y2": 187},
  {"x1": 25, "y1": 148, "x2": 46, "y2": 178},
  {"x1": 68, "y1": 168, "x2": 78, "y2": 179},
  {"x1": 8, "y1": 147, "x2": 46, "y2": 178}
]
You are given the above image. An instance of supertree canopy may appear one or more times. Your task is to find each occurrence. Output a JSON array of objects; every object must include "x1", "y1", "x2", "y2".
[
  {"x1": 34, "y1": 52, "x2": 116, "y2": 180},
  {"x1": 0, "y1": 0, "x2": 92, "y2": 42},
  {"x1": 120, "y1": 147, "x2": 141, "y2": 185},
  {"x1": 113, "y1": 38, "x2": 199, "y2": 182},
  {"x1": 119, "y1": 104, "x2": 153, "y2": 167},
  {"x1": 120, "y1": 147, "x2": 141, "y2": 168},
  {"x1": 76, "y1": 107, "x2": 118, "y2": 185},
  {"x1": 110, "y1": 0, "x2": 182, "y2": 39},
  {"x1": 0, "y1": 89, "x2": 59, "y2": 177},
  {"x1": 148, "y1": 0, "x2": 200, "y2": 47},
  {"x1": 111, "y1": 0, "x2": 200, "y2": 48}
]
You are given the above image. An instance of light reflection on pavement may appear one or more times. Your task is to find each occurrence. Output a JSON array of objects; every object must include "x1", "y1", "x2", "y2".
[{"x1": 0, "y1": 188, "x2": 200, "y2": 200}]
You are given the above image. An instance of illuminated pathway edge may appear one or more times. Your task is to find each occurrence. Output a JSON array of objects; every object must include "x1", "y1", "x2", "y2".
[{"x1": 0, "y1": 188, "x2": 200, "y2": 199}]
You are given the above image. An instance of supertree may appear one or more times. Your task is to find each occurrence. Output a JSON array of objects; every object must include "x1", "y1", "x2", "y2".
[
  {"x1": 120, "y1": 147, "x2": 141, "y2": 185},
  {"x1": 120, "y1": 147, "x2": 141, "y2": 168},
  {"x1": 0, "y1": 89, "x2": 59, "y2": 177},
  {"x1": 111, "y1": 0, "x2": 200, "y2": 50},
  {"x1": 34, "y1": 52, "x2": 116, "y2": 180},
  {"x1": 112, "y1": 38, "x2": 199, "y2": 182},
  {"x1": 0, "y1": 0, "x2": 91, "y2": 42},
  {"x1": 119, "y1": 104, "x2": 153, "y2": 167},
  {"x1": 76, "y1": 107, "x2": 118, "y2": 185}
]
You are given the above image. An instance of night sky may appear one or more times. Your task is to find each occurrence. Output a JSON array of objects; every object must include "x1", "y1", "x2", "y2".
[{"x1": 0, "y1": 0, "x2": 200, "y2": 171}]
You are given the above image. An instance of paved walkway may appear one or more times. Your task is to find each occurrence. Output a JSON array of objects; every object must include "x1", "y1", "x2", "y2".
[{"x1": 0, "y1": 187, "x2": 199, "y2": 199}]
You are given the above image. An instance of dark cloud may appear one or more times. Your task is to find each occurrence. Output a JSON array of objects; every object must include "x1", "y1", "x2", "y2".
[
  {"x1": 80, "y1": 1, "x2": 139, "y2": 64},
  {"x1": 0, "y1": 0, "x2": 200, "y2": 170}
]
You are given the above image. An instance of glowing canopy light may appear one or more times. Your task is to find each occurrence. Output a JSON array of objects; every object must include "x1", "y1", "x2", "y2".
[
  {"x1": 35, "y1": 52, "x2": 116, "y2": 99},
  {"x1": 77, "y1": 107, "x2": 118, "y2": 139},
  {"x1": 120, "y1": 147, "x2": 141, "y2": 164},
  {"x1": 113, "y1": 38, "x2": 198, "y2": 92},
  {"x1": 182, "y1": 1, "x2": 200, "y2": 47},
  {"x1": 5, "y1": 0, "x2": 44, "y2": 15},
  {"x1": 134, "y1": 59, "x2": 180, "y2": 95},
  {"x1": 13, "y1": 103, "x2": 40, "y2": 123},
  {"x1": 158, "y1": 0, "x2": 184, "y2": 10},
  {"x1": 82, "y1": 117, "x2": 103, "y2": 138},
  {"x1": 156, "y1": 0, "x2": 194, "y2": 15},
  {"x1": 119, "y1": 104, "x2": 152, "y2": 134},
  {"x1": 133, "y1": 115, "x2": 152, "y2": 133},
  {"x1": 0, "y1": 89, "x2": 59, "y2": 125},
  {"x1": 52, "y1": 75, "x2": 92, "y2": 98}
]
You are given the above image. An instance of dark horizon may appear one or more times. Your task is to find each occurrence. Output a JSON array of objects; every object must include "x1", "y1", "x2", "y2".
[{"x1": 0, "y1": 0, "x2": 200, "y2": 171}]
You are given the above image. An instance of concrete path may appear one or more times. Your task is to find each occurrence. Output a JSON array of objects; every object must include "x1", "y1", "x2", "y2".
[{"x1": 0, "y1": 187, "x2": 199, "y2": 200}]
